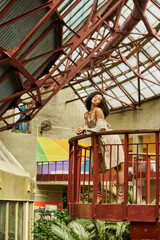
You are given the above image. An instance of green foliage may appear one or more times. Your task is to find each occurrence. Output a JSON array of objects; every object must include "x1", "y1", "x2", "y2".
[
  {"x1": 80, "y1": 186, "x2": 117, "y2": 204},
  {"x1": 81, "y1": 182, "x2": 141, "y2": 205},
  {"x1": 33, "y1": 184, "x2": 137, "y2": 239},
  {"x1": 33, "y1": 209, "x2": 130, "y2": 240},
  {"x1": 33, "y1": 209, "x2": 73, "y2": 239},
  {"x1": 33, "y1": 210, "x2": 55, "y2": 240},
  {"x1": 53, "y1": 208, "x2": 73, "y2": 224}
]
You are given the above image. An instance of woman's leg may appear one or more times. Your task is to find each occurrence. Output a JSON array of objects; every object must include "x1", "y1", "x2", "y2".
[
  {"x1": 118, "y1": 163, "x2": 124, "y2": 185},
  {"x1": 117, "y1": 163, "x2": 124, "y2": 204},
  {"x1": 97, "y1": 174, "x2": 102, "y2": 204},
  {"x1": 91, "y1": 162, "x2": 102, "y2": 204}
]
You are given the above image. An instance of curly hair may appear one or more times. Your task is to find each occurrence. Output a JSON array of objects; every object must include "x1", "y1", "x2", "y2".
[{"x1": 85, "y1": 91, "x2": 110, "y2": 118}]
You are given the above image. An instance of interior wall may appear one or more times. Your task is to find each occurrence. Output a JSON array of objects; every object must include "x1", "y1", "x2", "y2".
[
  {"x1": 0, "y1": 88, "x2": 86, "y2": 179},
  {"x1": 0, "y1": 90, "x2": 160, "y2": 180},
  {"x1": 107, "y1": 98, "x2": 160, "y2": 130},
  {"x1": 0, "y1": 88, "x2": 160, "y2": 205}
]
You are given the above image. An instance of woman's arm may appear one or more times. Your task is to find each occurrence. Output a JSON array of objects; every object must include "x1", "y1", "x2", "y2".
[{"x1": 76, "y1": 112, "x2": 88, "y2": 135}]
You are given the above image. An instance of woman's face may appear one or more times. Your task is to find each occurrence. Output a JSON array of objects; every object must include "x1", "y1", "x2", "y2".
[{"x1": 91, "y1": 94, "x2": 102, "y2": 106}]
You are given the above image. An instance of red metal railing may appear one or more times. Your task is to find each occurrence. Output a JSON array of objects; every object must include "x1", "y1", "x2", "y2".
[
  {"x1": 36, "y1": 161, "x2": 69, "y2": 181},
  {"x1": 68, "y1": 130, "x2": 160, "y2": 222}
]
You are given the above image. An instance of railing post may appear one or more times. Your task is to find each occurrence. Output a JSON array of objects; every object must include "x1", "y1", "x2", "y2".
[
  {"x1": 48, "y1": 161, "x2": 49, "y2": 181},
  {"x1": 92, "y1": 135, "x2": 99, "y2": 218},
  {"x1": 82, "y1": 149, "x2": 87, "y2": 203},
  {"x1": 76, "y1": 148, "x2": 81, "y2": 202},
  {"x1": 68, "y1": 143, "x2": 74, "y2": 215},
  {"x1": 42, "y1": 162, "x2": 43, "y2": 175},
  {"x1": 155, "y1": 132, "x2": 159, "y2": 219},
  {"x1": 68, "y1": 145, "x2": 73, "y2": 201},
  {"x1": 146, "y1": 144, "x2": 150, "y2": 204},
  {"x1": 55, "y1": 161, "x2": 57, "y2": 181},
  {"x1": 136, "y1": 144, "x2": 138, "y2": 204},
  {"x1": 72, "y1": 140, "x2": 79, "y2": 216},
  {"x1": 124, "y1": 133, "x2": 129, "y2": 220},
  {"x1": 88, "y1": 146, "x2": 92, "y2": 204}
]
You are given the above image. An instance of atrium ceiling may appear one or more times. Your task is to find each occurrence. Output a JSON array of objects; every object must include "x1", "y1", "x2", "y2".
[{"x1": 0, "y1": 0, "x2": 160, "y2": 131}]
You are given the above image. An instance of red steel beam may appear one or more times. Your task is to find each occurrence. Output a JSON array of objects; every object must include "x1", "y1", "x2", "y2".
[
  {"x1": 90, "y1": 77, "x2": 136, "y2": 108},
  {"x1": 133, "y1": 0, "x2": 159, "y2": 39},
  {"x1": 0, "y1": 1, "x2": 54, "y2": 28},
  {"x1": 6, "y1": 0, "x2": 65, "y2": 58},
  {"x1": 38, "y1": 0, "x2": 123, "y2": 87},
  {"x1": 106, "y1": 69, "x2": 136, "y2": 104},
  {"x1": 61, "y1": 0, "x2": 84, "y2": 19},
  {"x1": 19, "y1": 21, "x2": 59, "y2": 62},
  {"x1": 21, "y1": 44, "x2": 73, "y2": 65},
  {"x1": 85, "y1": 0, "x2": 97, "y2": 30},
  {"x1": 113, "y1": 0, "x2": 126, "y2": 31},
  {"x1": 0, "y1": 0, "x2": 17, "y2": 18},
  {"x1": 0, "y1": 0, "x2": 153, "y2": 131}
]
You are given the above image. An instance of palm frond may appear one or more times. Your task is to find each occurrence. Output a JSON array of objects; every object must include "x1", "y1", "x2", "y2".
[
  {"x1": 92, "y1": 219, "x2": 107, "y2": 239},
  {"x1": 69, "y1": 220, "x2": 92, "y2": 240},
  {"x1": 116, "y1": 221, "x2": 130, "y2": 239},
  {"x1": 51, "y1": 221, "x2": 74, "y2": 240}
]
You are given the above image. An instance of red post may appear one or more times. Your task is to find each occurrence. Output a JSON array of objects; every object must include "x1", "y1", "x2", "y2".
[
  {"x1": 116, "y1": 145, "x2": 119, "y2": 204},
  {"x1": 124, "y1": 133, "x2": 129, "y2": 220},
  {"x1": 62, "y1": 160, "x2": 63, "y2": 173},
  {"x1": 48, "y1": 162, "x2": 49, "y2": 181},
  {"x1": 136, "y1": 144, "x2": 138, "y2": 204},
  {"x1": 140, "y1": 161, "x2": 142, "y2": 204},
  {"x1": 68, "y1": 143, "x2": 73, "y2": 215},
  {"x1": 73, "y1": 140, "x2": 79, "y2": 209},
  {"x1": 82, "y1": 149, "x2": 87, "y2": 203},
  {"x1": 155, "y1": 132, "x2": 159, "y2": 219},
  {"x1": 109, "y1": 145, "x2": 112, "y2": 203},
  {"x1": 87, "y1": 147, "x2": 91, "y2": 203},
  {"x1": 146, "y1": 144, "x2": 150, "y2": 204},
  {"x1": 102, "y1": 146, "x2": 105, "y2": 203},
  {"x1": 55, "y1": 161, "x2": 57, "y2": 181},
  {"x1": 77, "y1": 148, "x2": 81, "y2": 203},
  {"x1": 41, "y1": 162, "x2": 43, "y2": 175},
  {"x1": 92, "y1": 135, "x2": 99, "y2": 218},
  {"x1": 132, "y1": 159, "x2": 135, "y2": 203}
]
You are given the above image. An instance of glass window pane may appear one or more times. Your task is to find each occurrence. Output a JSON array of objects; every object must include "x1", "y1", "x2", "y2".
[
  {"x1": 8, "y1": 202, "x2": 16, "y2": 240},
  {"x1": 18, "y1": 203, "x2": 23, "y2": 240},
  {"x1": 0, "y1": 201, "x2": 6, "y2": 240},
  {"x1": 28, "y1": 202, "x2": 34, "y2": 240}
]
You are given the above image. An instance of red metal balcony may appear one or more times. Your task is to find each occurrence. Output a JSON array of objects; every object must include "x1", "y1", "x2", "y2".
[
  {"x1": 68, "y1": 130, "x2": 160, "y2": 224},
  {"x1": 37, "y1": 161, "x2": 69, "y2": 182}
]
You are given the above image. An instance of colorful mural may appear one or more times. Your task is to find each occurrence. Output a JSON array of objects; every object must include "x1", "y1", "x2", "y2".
[{"x1": 37, "y1": 137, "x2": 91, "y2": 173}]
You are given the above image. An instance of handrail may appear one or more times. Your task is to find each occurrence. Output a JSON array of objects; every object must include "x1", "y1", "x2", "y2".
[{"x1": 69, "y1": 129, "x2": 160, "y2": 143}]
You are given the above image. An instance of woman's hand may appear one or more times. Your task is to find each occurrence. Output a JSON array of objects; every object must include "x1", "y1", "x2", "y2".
[{"x1": 76, "y1": 127, "x2": 86, "y2": 135}]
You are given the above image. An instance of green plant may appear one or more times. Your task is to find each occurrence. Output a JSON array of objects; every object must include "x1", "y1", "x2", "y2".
[
  {"x1": 33, "y1": 210, "x2": 54, "y2": 240},
  {"x1": 33, "y1": 209, "x2": 131, "y2": 240}
]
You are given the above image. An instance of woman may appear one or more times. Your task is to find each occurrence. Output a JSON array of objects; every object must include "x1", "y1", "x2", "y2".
[{"x1": 76, "y1": 91, "x2": 124, "y2": 204}]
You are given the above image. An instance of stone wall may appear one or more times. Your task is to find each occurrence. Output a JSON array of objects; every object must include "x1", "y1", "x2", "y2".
[
  {"x1": 0, "y1": 88, "x2": 86, "y2": 178},
  {"x1": 0, "y1": 90, "x2": 160, "y2": 178},
  {"x1": 0, "y1": 88, "x2": 160, "y2": 204},
  {"x1": 107, "y1": 98, "x2": 160, "y2": 130}
]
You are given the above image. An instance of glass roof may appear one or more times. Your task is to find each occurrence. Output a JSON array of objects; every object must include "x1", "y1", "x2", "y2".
[
  {"x1": 0, "y1": 0, "x2": 160, "y2": 131},
  {"x1": 57, "y1": 0, "x2": 160, "y2": 111}
]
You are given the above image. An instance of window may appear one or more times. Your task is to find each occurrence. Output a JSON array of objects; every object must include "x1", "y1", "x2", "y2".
[
  {"x1": 8, "y1": 202, "x2": 16, "y2": 240},
  {"x1": 0, "y1": 201, "x2": 6, "y2": 240},
  {"x1": 14, "y1": 104, "x2": 30, "y2": 132},
  {"x1": 18, "y1": 202, "x2": 23, "y2": 240},
  {"x1": 0, "y1": 201, "x2": 33, "y2": 239}
]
